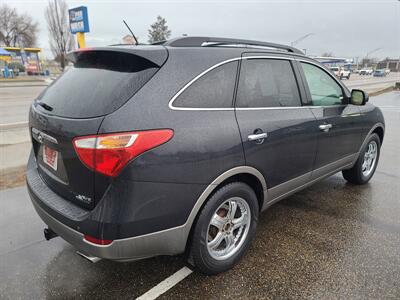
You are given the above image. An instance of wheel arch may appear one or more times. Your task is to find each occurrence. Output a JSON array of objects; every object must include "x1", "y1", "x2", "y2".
[
  {"x1": 349, "y1": 122, "x2": 385, "y2": 167},
  {"x1": 183, "y1": 166, "x2": 267, "y2": 250},
  {"x1": 372, "y1": 125, "x2": 384, "y2": 144}
]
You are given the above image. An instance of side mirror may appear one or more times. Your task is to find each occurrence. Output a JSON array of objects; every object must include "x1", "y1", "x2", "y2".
[{"x1": 351, "y1": 89, "x2": 369, "y2": 105}]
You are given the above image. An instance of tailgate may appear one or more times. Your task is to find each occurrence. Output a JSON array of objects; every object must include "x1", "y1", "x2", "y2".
[{"x1": 30, "y1": 105, "x2": 103, "y2": 209}]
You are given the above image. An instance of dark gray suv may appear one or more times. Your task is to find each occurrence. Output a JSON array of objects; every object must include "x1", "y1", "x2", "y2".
[{"x1": 27, "y1": 37, "x2": 385, "y2": 274}]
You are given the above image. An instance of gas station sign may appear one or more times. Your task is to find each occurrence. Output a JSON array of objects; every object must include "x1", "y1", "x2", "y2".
[
  {"x1": 69, "y1": 6, "x2": 90, "y2": 34},
  {"x1": 69, "y1": 6, "x2": 89, "y2": 48}
]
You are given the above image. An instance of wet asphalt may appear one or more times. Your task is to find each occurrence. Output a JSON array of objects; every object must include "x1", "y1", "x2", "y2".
[{"x1": 0, "y1": 92, "x2": 399, "y2": 299}]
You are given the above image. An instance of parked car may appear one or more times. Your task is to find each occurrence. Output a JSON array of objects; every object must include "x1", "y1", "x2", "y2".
[
  {"x1": 359, "y1": 68, "x2": 374, "y2": 75},
  {"x1": 27, "y1": 37, "x2": 385, "y2": 275},
  {"x1": 373, "y1": 69, "x2": 387, "y2": 77},
  {"x1": 329, "y1": 66, "x2": 351, "y2": 79}
]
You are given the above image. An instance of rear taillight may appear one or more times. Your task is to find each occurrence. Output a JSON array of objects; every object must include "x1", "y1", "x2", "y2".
[{"x1": 73, "y1": 129, "x2": 173, "y2": 177}]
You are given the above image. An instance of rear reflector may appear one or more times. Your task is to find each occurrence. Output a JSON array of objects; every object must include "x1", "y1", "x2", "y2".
[
  {"x1": 84, "y1": 235, "x2": 113, "y2": 245},
  {"x1": 73, "y1": 129, "x2": 173, "y2": 177}
]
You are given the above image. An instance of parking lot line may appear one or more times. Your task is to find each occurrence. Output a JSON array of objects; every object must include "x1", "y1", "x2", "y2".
[{"x1": 136, "y1": 266, "x2": 193, "y2": 300}]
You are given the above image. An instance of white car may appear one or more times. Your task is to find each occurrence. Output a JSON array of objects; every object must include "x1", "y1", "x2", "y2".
[
  {"x1": 359, "y1": 68, "x2": 374, "y2": 75},
  {"x1": 329, "y1": 66, "x2": 351, "y2": 79}
]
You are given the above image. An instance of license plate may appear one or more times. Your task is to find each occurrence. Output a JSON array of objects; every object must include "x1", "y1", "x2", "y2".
[{"x1": 43, "y1": 145, "x2": 58, "y2": 171}]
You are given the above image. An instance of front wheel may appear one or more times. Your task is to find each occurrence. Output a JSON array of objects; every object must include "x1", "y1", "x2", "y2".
[
  {"x1": 189, "y1": 182, "x2": 259, "y2": 275},
  {"x1": 342, "y1": 133, "x2": 380, "y2": 184}
]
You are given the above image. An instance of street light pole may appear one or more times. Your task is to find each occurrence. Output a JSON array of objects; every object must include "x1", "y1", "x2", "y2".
[
  {"x1": 291, "y1": 33, "x2": 314, "y2": 47},
  {"x1": 365, "y1": 47, "x2": 382, "y2": 67},
  {"x1": 366, "y1": 47, "x2": 382, "y2": 58}
]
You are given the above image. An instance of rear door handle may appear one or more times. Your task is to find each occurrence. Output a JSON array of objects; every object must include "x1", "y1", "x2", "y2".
[
  {"x1": 319, "y1": 124, "x2": 333, "y2": 132},
  {"x1": 248, "y1": 133, "x2": 268, "y2": 142}
]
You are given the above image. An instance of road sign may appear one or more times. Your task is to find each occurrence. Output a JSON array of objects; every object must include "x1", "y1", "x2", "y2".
[{"x1": 69, "y1": 6, "x2": 90, "y2": 34}]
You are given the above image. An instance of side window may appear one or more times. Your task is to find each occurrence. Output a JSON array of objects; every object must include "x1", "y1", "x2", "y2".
[
  {"x1": 236, "y1": 59, "x2": 301, "y2": 108},
  {"x1": 173, "y1": 61, "x2": 238, "y2": 108},
  {"x1": 301, "y1": 62, "x2": 343, "y2": 106}
]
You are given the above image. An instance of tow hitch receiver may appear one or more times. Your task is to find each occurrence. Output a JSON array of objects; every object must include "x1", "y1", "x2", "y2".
[{"x1": 44, "y1": 227, "x2": 58, "y2": 240}]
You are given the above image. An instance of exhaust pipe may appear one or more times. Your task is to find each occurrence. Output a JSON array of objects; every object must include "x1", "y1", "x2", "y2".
[
  {"x1": 77, "y1": 251, "x2": 102, "y2": 263},
  {"x1": 44, "y1": 228, "x2": 58, "y2": 240}
]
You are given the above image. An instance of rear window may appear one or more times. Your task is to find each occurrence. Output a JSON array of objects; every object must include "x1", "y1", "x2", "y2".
[{"x1": 36, "y1": 51, "x2": 159, "y2": 118}]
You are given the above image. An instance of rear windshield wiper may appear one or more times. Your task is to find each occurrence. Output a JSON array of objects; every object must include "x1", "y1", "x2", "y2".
[{"x1": 36, "y1": 101, "x2": 53, "y2": 111}]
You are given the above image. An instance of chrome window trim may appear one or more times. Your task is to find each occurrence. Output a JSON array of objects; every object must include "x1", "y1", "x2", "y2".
[
  {"x1": 168, "y1": 57, "x2": 240, "y2": 111},
  {"x1": 236, "y1": 106, "x2": 309, "y2": 111},
  {"x1": 168, "y1": 55, "x2": 349, "y2": 112},
  {"x1": 168, "y1": 55, "x2": 296, "y2": 111}
]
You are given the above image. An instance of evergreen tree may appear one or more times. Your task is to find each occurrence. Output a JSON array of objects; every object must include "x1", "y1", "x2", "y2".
[{"x1": 148, "y1": 16, "x2": 171, "y2": 43}]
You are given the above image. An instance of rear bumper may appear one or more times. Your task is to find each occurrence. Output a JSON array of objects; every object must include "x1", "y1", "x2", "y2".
[
  {"x1": 30, "y1": 195, "x2": 186, "y2": 261},
  {"x1": 26, "y1": 152, "x2": 188, "y2": 261}
]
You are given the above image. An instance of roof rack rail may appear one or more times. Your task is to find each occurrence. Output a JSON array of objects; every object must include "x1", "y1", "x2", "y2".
[{"x1": 163, "y1": 36, "x2": 303, "y2": 54}]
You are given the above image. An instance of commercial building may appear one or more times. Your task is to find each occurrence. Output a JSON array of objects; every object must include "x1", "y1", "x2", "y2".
[{"x1": 377, "y1": 58, "x2": 400, "y2": 72}]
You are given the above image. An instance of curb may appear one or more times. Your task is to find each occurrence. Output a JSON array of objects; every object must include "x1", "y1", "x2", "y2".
[
  {"x1": 0, "y1": 83, "x2": 48, "y2": 88},
  {"x1": 0, "y1": 122, "x2": 29, "y2": 131},
  {"x1": 369, "y1": 86, "x2": 395, "y2": 97}
]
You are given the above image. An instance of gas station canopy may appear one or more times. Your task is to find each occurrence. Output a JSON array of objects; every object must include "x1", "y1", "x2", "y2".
[{"x1": 0, "y1": 47, "x2": 12, "y2": 62}]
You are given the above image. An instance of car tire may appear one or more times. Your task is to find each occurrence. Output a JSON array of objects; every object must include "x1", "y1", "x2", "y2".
[
  {"x1": 189, "y1": 182, "x2": 259, "y2": 275},
  {"x1": 347, "y1": 74, "x2": 351, "y2": 80},
  {"x1": 342, "y1": 133, "x2": 380, "y2": 185}
]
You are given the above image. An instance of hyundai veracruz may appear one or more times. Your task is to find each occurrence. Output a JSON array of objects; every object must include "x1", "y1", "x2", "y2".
[{"x1": 27, "y1": 37, "x2": 385, "y2": 274}]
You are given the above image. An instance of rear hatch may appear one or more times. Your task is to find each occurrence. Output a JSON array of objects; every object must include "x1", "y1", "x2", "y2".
[{"x1": 29, "y1": 46, "x2": 167, "y2": 209}]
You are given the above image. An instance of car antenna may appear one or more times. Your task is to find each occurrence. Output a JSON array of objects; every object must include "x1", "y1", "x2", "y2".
[{"x1": 123, "y1": 20, "x2": 139, "y2": 45}]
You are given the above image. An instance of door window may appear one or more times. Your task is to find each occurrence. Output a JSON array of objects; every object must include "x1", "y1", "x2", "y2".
[
  {"x1": 301, "y1": 62, "x2": 344, "y2": 106},
  {"x1": 236, "y1": 59, "x2": 301, "y2": 108},
  {"x1": 173, "y1": 61, "x2": 238, "y2": 108}
]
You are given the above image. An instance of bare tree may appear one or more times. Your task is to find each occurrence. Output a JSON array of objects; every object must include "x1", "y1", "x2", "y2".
[
  {"x1": 0, "y1": 4, "x2": 38, "y2": 47},
  {"x1": 148, "y1": 16, "x2": 171, "y2": 43},
  {"x1": 45, "y1": 0, "x2": 74, "y2": 70}
]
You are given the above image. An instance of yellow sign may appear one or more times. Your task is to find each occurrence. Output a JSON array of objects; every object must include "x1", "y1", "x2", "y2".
[{"x1": 0, "y1": 55, "x2": 11, "y2": 62}]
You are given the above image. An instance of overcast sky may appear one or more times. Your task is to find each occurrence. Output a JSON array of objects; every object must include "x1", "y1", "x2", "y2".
[{"x1": 6, "y1": 0, "x2": 400, "y2": 59}]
